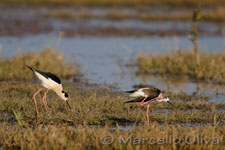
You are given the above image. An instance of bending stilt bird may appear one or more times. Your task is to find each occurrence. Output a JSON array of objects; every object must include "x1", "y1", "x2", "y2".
[
  {"x1": 26, "y1": 65, "x2": 71, "y2": 118},
  {"x1": 125, "y1": 86, "x2": 172, "y2": 124}
]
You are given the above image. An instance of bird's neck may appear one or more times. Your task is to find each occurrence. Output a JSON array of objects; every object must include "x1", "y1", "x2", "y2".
[{"x1": 54, "y1": 87, "x2": 62, "y2": 97}]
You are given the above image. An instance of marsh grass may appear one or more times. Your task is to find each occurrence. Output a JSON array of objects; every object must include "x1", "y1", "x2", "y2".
[
  {"x1": 137, "y1": 50, "x2": 225, "y2": 83},
  {"x1": 0, "y1": 47, "x2": 78, "y2": 80},
  {"x1": 0, "y1": 81, "x2": 224, "y2": 125},
  {"x1": 0, "y1": 81, "x2": 224, "y2": 149}
]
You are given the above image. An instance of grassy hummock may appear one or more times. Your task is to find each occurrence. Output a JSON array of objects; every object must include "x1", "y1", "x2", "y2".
[
  {"x1": 0, "y1": 47, "x2": 78, "y2": 80},
  {"x1": 137, "y1": 50, "x2": 225, "y2": 83}
]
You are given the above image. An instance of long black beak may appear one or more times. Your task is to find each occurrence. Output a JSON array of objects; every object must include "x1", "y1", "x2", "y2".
[
  {"x1": 66, "y1": 100, "x2": 71, "y2": 109},
  {"x1": 167, "y1": 101, "x2": 174, "y2": 106}
]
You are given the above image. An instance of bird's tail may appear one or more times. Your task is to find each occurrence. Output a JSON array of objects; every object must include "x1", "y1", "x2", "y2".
[
  {"x1": 125, "y1": 90, "x2": 136, "y2": 93},
  {"x1": 25, "y1": 65, "x2": 34, "y2": 71}
]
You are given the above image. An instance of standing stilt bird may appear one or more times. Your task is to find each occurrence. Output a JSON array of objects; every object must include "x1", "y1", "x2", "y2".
[
  {"x1": 26, "y1": 65, "x2": 71, "y2": 118},
  {"x1": 125, "y1": 86, "x2": 172, "y2": 124}
]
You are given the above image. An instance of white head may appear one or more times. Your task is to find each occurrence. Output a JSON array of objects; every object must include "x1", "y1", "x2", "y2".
[
  {"x1": 61, "y1": 90, "x2": 69, "y2": 101},
  {"x1": 57, "y1": 90, "x2": 71, "y2": 109},
  {"x1": 162, "y1": 97, "x2": 173, "y2": 106},
  {"x1": 157, "y1": 97, "x2": 169, "y2": 102}
]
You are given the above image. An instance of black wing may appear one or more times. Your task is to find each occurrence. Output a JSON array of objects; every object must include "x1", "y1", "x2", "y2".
[
  {"x1": 36, "y1": 70, "x2": 61, "y2": 84},
  {"x1": 142, "y1": 87, "x2": 161, "y2": 99},
  {"x1": 125, "y1": 96, "x2": 157, "y2": 103},
  {"x1": 26, "y1": 65, "x2": 61, "y2": 84},
  {"x1": 124, "y1": 96, "x2": 145, "y2": 103}
]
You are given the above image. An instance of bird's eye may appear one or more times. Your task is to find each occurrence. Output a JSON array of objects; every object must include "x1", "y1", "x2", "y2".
[
  {"x1": 62, "y1": 90, "x2": 65, "y2": 93},
  {"x1": 65, "y1": 92, "x2": 69, "y2": 98}
]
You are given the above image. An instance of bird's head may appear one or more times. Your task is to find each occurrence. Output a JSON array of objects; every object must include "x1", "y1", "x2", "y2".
[
  {"x1": 165, "y1": 98, "x2": 174, "y2": 106},
  {"x1": 61, "y1": 90, "x2": 69, "y2": 100},
  {"x1": 61, "y1": 90, "x2": 71, "y2": 109}
]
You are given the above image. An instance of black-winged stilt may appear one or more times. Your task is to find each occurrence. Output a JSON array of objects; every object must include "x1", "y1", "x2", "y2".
[
  {"x1": 125, "y1": 86, "x2": 172, "y2": 124},
  {"x1": 26, "y1": 65, "x2": 71, "y2": 118}
]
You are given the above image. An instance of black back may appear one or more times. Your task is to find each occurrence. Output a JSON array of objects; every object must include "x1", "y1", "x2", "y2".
[
  {"x1": 26, "y1": 65, "x2": 61, "y2": 84},
  {"x1": 38, "y1": 71, "x2": 61, "y2": 84},
  {"x1": 125, "y1": 96, "x2": 158, "y2": 103}
]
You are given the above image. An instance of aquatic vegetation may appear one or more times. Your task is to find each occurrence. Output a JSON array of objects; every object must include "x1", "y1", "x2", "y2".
[
  {"x1": 0, "y1": 47, "x2": 78, "y2": 80},
  {"x1": 137, "y1": 50, "x2": 225, "y2": 83}
]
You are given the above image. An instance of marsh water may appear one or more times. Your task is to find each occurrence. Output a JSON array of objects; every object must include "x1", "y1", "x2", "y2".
[{"x1": 1, "y1": 6, "x2": 225, "y2": 104}]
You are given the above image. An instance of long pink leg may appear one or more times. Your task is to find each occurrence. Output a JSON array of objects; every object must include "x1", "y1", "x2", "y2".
[
  {"x1": 139, "y1": 97, "x2": 147, "y2": 106},
  {"x1": 42, "y1": 89, "x2": 50, "y2": 116},
  {"x1": 33, "y1": 88, "x2": 43, "y2": 118},
  {"x1": 139, "y1": 96, "x2": 164, "y2": 124},
  {"x1": 146, "y1": 104, "x2": 150, "y2": 124}
]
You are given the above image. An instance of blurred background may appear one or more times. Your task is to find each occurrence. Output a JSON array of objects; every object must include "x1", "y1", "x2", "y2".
[{"x1": 0, "y1": 0, "x2": 225, "y2": 97}]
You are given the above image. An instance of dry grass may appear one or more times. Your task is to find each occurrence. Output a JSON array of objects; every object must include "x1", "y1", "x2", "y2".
[
  {"x1": 0, "y1": 81, "x2": 224, "y2": 149},
  {"x1": 137, "y1": 50, "x2": 225, "y2": 83},
  {"x1": 0, "y1": 123, "x2": 224, "y2": 150},
  {"x1": 0, "y1": 47, "x2": 78, "y2": 80}
]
